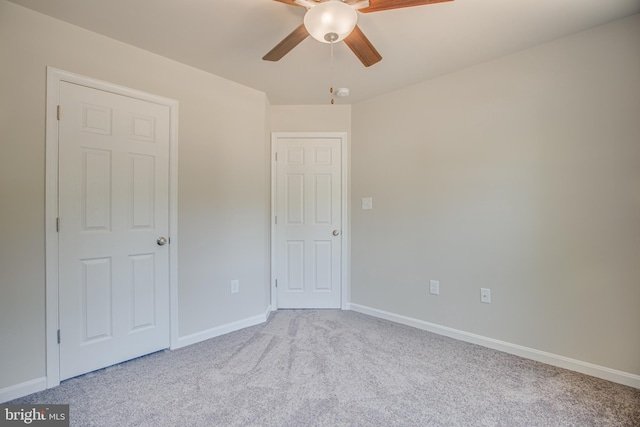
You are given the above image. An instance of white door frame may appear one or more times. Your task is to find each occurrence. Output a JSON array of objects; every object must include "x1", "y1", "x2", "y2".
[
  {"x1": 270, "y1": 132, "x2": 350, "y2": 310},
  {"x1": 45, "y1": 67, "x2": 179, "y2": 388}
]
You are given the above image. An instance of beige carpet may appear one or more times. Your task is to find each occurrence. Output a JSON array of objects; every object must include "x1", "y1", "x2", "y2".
[{"x1": 9, "y1": 310, "x2": 640, "y2": 426}]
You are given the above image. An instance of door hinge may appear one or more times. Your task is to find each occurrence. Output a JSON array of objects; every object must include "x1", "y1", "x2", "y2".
[
  {"x1": 275, "y1": 216, "x2": 277, "y2": 225},
  {"x1": 275, "y1": 152, "x2": 278, "y2": 161},
  {"x1": 275, "y1": 279, "x2": 278, "y2": 288},
  {"x1": 56, "y1": 217, "x2": 60, "y2": 232},
  {"x1": 57, "y1": 329, "x2": 61, "y2": 344},
  {"x1": 56, "y1": 105, "x2": 61, "y2": 121}
]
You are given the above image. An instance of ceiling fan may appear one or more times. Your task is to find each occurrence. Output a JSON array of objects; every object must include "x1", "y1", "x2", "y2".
[{"x1": 263, "y1": 0, "x2": 454, "y2": 67}]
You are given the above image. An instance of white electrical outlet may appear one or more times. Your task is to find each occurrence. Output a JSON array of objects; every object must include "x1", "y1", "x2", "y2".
[
  {"x1": 480, "y1": 288, "x2": 491, "y2": 303},
  {"x1": 362, "y1": 197, "x2": 373, "y2": 210},
  {"x1": 429, "y1": 280, "x2": 440, "y2": 295},
  {"x1": 231, "y1": 279, "x2": 240, "y2": 294}
]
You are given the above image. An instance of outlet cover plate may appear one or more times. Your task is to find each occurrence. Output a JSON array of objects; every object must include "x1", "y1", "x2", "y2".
[
  {"x1": 480, "y1": 288, "x2": 491, "y2": 303},
  {"x1": 231, "y1": 279, "x2": 239, "y2": 294},
  {"x1": 429, "y1": 280, "x2": 440, "y2": 295},
  {"x1": 362, "y1": 197, "x2": 373, "y2": 210}
]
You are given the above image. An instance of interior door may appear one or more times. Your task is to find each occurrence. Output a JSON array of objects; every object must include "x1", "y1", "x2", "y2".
[
  {"x1": 275, "y1": 135, "x2": 342, "y2": 308},
  {"x1": 58, "y1": 81, "x2": 171, "y2": 380}
]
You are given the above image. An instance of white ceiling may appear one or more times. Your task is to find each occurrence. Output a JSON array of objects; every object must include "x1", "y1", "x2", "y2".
[{"x1": 9, "y1": 0, "x2": 640, "y2": 105}]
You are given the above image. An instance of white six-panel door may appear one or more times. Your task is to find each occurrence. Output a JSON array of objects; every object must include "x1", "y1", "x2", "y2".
[
  {"x1": 57, "y1": 81, "x2": 171, "y2": 380},
  {"x1": 275, "y1": 135, "x2": 343, "y2": 308}
]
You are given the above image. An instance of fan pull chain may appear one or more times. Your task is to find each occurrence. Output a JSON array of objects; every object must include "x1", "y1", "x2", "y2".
[{"x1": 330, "y1": 40, "x2": 335, "y2": 105}]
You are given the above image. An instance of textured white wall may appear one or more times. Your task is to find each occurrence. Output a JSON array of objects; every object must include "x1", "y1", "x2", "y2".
[
  {"x1": 0, "y1": 0, "x2": 270, "y2": 391},
  {"x1": 351, "y1": 14, "x2": 640, "y2": 375},
  {"x1": 271, "y1": 105, "x2": 351, "y2": 134}
]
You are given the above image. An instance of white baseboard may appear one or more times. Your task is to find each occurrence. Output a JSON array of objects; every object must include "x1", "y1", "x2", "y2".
[
  {"x1": 348, "y1": 303, "x2": 640, "y2": 389},
  {"x1": 174, "y1": 306, "x2": 272, "y2": 349},
  {"x1": 0, "y1": 377, "x2": 47, "y2": 403},
  {"x1": 2, "y1": 308, "x2": 273, "y2": 402}
]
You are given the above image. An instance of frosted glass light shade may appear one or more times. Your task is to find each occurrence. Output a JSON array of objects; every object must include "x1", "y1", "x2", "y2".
[{"x1": 304, "y1": 1, "x2": 358, "y2": 43}]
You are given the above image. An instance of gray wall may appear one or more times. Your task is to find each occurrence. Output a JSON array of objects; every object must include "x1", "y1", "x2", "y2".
[
  {"x1": 271, "y1": 105, "x2": 351, "y2": 134},
  {"x1": 351, "y1": 14, "x2": 640, "y2": 375},
  {"x1": 0, "y1": 1, "x2": 270, "y2": 390}
]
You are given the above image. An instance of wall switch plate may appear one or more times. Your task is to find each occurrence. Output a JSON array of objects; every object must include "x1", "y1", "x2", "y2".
[
  {"x1": 231, "y1": 279, "x2": 239, "y2": 294},
  {"x1": 480, "y1": 288, "x2": 491, "y2": 303},
  {"x1": 362, "y1": 197, "x2": 373, "y2": 210},
  {"x1": 429, "y1": 280, "x2": 440, "y2": 295}
]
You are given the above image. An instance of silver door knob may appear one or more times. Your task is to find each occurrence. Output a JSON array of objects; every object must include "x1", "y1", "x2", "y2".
[
  {"x1": 332, "y1": 230, "x2": 340, "y2": 236},
  {"x1": 157, "y1": 237, "x2": 168, "y2": 246}
]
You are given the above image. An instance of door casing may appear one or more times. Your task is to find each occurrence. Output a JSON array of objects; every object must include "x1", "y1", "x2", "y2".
[
  {"x1": 270, "y1": 132, "x2": 350, "y2": 310},
  {"x1": 45, "y1": 67, "x2": 179, "y2": 388}
]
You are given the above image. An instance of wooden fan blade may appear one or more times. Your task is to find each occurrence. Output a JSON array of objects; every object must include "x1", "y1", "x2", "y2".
[
  {"x1": 272, "y1": 0, "x2": 303, "y2": 7},
  {"x1": 359, "y1": 0, "x2": 453, "y2": 13},
  {"x1": 344, "y1": 25, "x2": 382, "y2": 67},
  {"x1": 263, "y1": 24, "x2": 310, "y2": 62}
]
